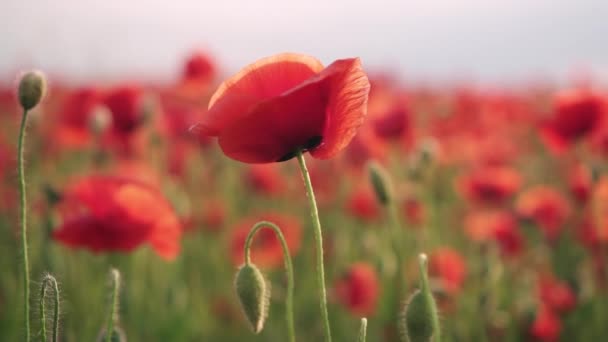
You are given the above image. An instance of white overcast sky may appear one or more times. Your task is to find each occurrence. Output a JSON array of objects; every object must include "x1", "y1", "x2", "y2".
[{"x1": 1, "y1": 0, "x2": 607, "y2": 85}]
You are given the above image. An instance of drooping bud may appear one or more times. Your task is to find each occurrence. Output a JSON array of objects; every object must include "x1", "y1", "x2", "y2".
[
  {"x1": 367, "y1": 161, "x2": 393, "y2": 206},
  {"x1": 400, "y1": 254, "x2": 440, "y2": 342},
  {"x1": 18, "y1": 71, "x2": 47, "y2": 110},
  {"x1": 39, "y1": 273, "x2": 61, "y2": 342},
  {"x1": 234, "y1": 263, "x2": 270, "y2": 333}
]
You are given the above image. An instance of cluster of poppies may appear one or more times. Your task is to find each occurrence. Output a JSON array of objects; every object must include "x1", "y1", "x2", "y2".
[{"x1": 1, "y1": 51, "x2": 607, "y2": 341}]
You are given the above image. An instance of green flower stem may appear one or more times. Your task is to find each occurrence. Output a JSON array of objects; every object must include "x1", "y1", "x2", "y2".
[
  {"x1": 295, "y1": 151, "x2": 332, "y2": 342},
  {"x1": 244, "y1": 221, "x2": 296, "y2": 342},
  {"x1": 418, "y1": 254, "x2": 440, "y2": 342},
  {"x1": 17, "y1": 108, "x2": 31, "y2": 342},
  {"x1": 106, "y1": 269, "x2": 120, "y2": 342},
  {"x1": 40, "y1": 275, "x2": 60, "y2": 342},
  {"x1": 358, "y1": 318, "x2": 367, "y2": 342}
]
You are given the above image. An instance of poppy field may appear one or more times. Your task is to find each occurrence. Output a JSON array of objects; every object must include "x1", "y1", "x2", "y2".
[{"x1": 1, "y1": 51, "x2": 608, "y2": 342}]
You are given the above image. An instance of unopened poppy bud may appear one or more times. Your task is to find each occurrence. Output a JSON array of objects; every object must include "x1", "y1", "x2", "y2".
[
  {"x1": 400, "y1": 254, "x2": 440, "y2": 342},
  {"x1": 234, "y1": 263, "x2": 270, "y2": 333},
  {"x1": 96, "y1": 326, "x2": 126, "y2": 342},
  {"x1": 367, "y1": 161, "x2": 393, "y2": 206},
  {"x1": 18, "y1": 71, "x2": 47, "y2": 111},
  {"x1": 89, "y1": 105, "x2": 112, "y2": 135}
]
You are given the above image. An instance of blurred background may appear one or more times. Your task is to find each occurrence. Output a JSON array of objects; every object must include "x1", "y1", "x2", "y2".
[
  {"x1": 2, "y1": 1, "x2": 608, "y2": 341},
  {"x1": 2, "y1": 0, "x2": 608, "y2": 84}
]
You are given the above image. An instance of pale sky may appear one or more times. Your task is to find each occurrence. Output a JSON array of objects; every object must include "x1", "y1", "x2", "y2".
[{"x1": 2, "y1": 0, "x2": 607, "y2": 85}]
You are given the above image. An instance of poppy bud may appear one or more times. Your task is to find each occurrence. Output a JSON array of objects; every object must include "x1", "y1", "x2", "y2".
[
  {"x1": 400, "y1": 254, "x2": 440, "y2": 342},
  {"x1": 367, "y1": 161, "x2": 393, "y2": 206},
  {"x1": 18, "y1": 70, "x2": 47, "y2": 110},
  {"x1": 234, "y1": 263, "x2": 270, "y2": 333}
]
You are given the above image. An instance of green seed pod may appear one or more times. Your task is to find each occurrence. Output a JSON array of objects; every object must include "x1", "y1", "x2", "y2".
[
  {"x1": 399, "y1": 254, "x2": 440, "y2": 342},
  {"x1": 367, "y1": 161, "x2": 393, "y2": 206},
  {"x1": 234, "y1": 264, "x2": 270, "y2": 334},
  {"x1": 18, "y1": 71, "x2": 47, "y2": 110}
]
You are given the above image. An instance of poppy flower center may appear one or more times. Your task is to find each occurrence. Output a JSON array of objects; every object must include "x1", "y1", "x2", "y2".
[{"x1": 276, "y1": 135, "x2": 323, "y2": 162}]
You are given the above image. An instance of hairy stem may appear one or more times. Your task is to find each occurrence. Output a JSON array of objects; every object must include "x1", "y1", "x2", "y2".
[
  {"x1": 18, "y1": 108, "x2": 31, "y2": 342},
  {"x1": 106, "y1": 269, "x2": 120, "y2": 342},
  {"x1": 358, "y1": 318, "x2": 367, "y2": 342},
  {"x1": 295, "y1": 151, "x2": 332, "y2": 342},
  {"x1": 244, "y1": 221, "x2": 296, "y2": 342}
]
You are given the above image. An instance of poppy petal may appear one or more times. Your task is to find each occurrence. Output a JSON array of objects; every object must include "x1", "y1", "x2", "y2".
[
  {"x1": 217, "y1": 75, "x2": 328, "y2": 163},
  {"x1": 197, "y1": 53, "x2": 324, "y2": 136},
  {"x1": 310, "y1": 58, "x2": 370, "y2": 159}
]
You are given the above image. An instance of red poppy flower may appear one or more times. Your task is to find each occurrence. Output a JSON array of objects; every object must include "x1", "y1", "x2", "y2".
[
  {"x1": 429, "y1": 248, "x2": 467, "y2": 295},
  {"x1": 182, "y1": 51, "x2": 216, "y2": 84},
  {"x1": 103, "y1": 85, "x2": 144, "y2": 140},
  {"x1": 200, "y1": 199, "x2": 227, "y2": 233},
  {"x1": 457, "y1": 166, "x2": 521, "y2": 204},
  {"x1": 402, "y1": 197, "x2": 425, "y2": 226},
  {"x1": 343, "y1": 129, "x2": 387, "y2": 169},
  {"x1": 464, "y1": 210, "x2": 510, "y2": 242},
  {"x1": 493, "y1": 218, "x2": 525, "y2": 257},
  {"x1": 516, "y1": 186, "x2": 571, "y2": 241},
  {"x1": 569, "y1": 163, "x2": 593, "y2": 203},
  {"x1": 193, "y1": 53, "x2": 370, "y2": 163},
  {"x1": 229, "y1": 213, "x2": 302, "y2": 269},
  {"x1": 538, "y1": 274, "x2": 577, "y2": 314},
  {"x1": 0, "y1": 137, "x2": 13, "y2": 181},
  {"x1": 540, "y1": 89, "x2": 605, "y2": 153},
  {"x1": 530, "y1": 305, "x2": 561, "y2": 342},
  {"x1": 334, "y1": 262, "x2": 380, "y2": 316},
  {"x1": 346, "y1": 186, "x2": 381, "y2": 222},
  {"x1": 591, "y1": 176, "x2": 608, "y2": 241},
  {"x1": 372, "y1": 102, "x2": 412, "y2": 142},
  {"x1": 245, "y1": 164, "x2": 287, "y2": 196},
  {"x1": 52, "y1": 87, "x2": 100, "y2": 147},
  {"x1": 53, "y1": 176, "x2": 182, "y2": 260}
]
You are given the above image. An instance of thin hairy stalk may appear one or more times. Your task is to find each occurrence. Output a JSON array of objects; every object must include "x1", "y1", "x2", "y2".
[
  {"x1": 18, "y1": 108, "x2": 31, "y2": 342},
  {"x1": 244, "y1": 221, "x2": 296, "y2": 342},
  {"x1": 295, "y1": 151, "x2": 332, "y2": 342},
  {"x1": 106, "y1": 269, "x2": 120, "y2": 342},
  {"x1": 358, "y1": 318, "x2": 368, "y2": 342}
]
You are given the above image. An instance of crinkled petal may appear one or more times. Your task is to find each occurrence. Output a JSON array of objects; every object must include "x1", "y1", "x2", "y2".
[
  {"x1": 195, "y1": 53, "x2": 323, "y2": 136},
  {"x1": 217, "y1": 75, "x2": 328, "y2": 163},
  {"x1": 310, "y1": 58, "x2": 370, "y2": 159}
]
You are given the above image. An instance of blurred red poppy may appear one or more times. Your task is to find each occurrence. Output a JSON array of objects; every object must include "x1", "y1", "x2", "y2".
[
  {"x1": 229, "y1": 213, "x2": 302, "y2": 269},
  {"x1": 464, "y1": 209, "x2": 524, "y2": 257},
  {"x1": 193, "y1": 53, "x2": 370, "y2": 163},
  {"x1": 182, "y1": 52, "x2": 216, "y2": 84},
  {"x1": 53, "y1": 176, "x2": 182, "y2": 260},
  {"x1": 334, "y1": 262, "x2": 380, "y2": 316},
  {"x1": 52, "y1": 87, "x2": 100, "y2": 147},
  {"x1": 429, "y1": 248, "x2": 467, "y2": 295},
  {"x1": 540, "y1": 89, "x2": 605, "y2": 154},
  {"x1": 516, "y1": 186, "x2": 571, "y2": 241},
  {"x1": 457, "y1": 166, "x2": 521, "y2": 204},
  {"x1": 245, "y1": 164, "x2": 287, "y2": 196},
  {"x1": 346, "y1": 187, "x2": 381, "y2": 222},
  {"x1": 530, "y1": 305, "x2": 561, "y2": 342},
  {"x1": 103, "y1": 85, "x2": 144, "y2": 151},
  {"x1": 538, "y1": 274, "x2": 576, "y2": 314},
  {"x1": 569, "y1": 163, "x2": 593, "y2": 203},
  {"x1": 402, "y1": 197, "x2": 425, "y2": 227}
]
